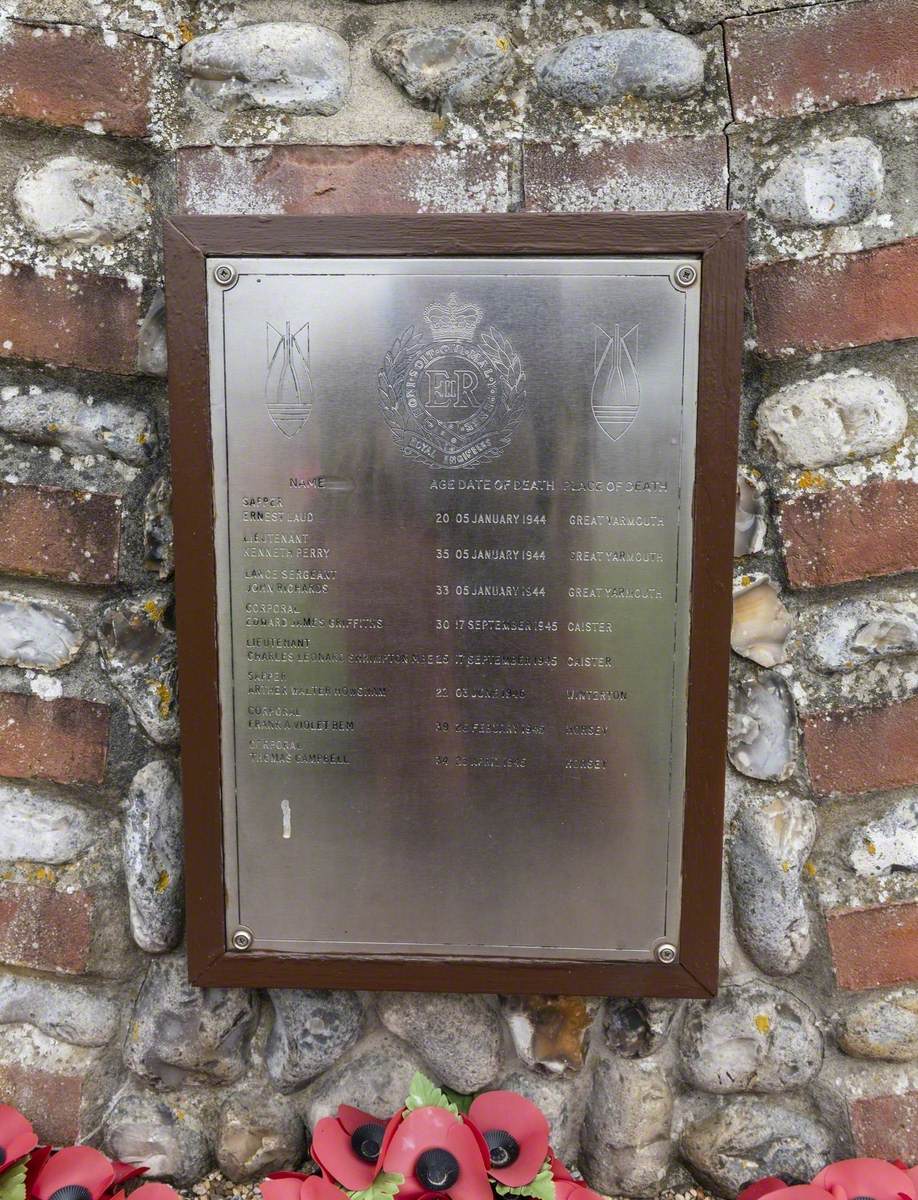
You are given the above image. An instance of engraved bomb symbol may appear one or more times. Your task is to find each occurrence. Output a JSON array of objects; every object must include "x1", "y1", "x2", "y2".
[
  {"x1": 265, "y1": 321, "x2": 313, "y2": 438},
  {"x1": 591, "y1": 323, "x2": 640, "y2": 443}
]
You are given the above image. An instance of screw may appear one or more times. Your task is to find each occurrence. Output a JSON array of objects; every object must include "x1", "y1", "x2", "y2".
[
  {"x1": 673, "y1": 263, "x2": 698, "y2": 289},
  {"x1": 655, "y1": 941, "x2": 678, "y2": 965},
  {"x1": 231, "y1": 927, "x2": 254, "y2": 951},
  {"x1": 214, "y1": 263, "x2": 237, "y2": 286}
]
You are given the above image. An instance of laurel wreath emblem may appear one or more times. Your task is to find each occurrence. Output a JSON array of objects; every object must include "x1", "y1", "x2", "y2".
[{"x1": 376, "y1": 325, "x2": 527, "y2": 470}]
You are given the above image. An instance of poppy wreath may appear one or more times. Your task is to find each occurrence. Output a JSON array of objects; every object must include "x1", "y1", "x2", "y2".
[
  {"x1": 0, "y1": 1104, "x2": 180, "y2": 1200},
  {"x1": 261, "y1": 1073, "x2": 603, "y2": 1200},
  {"x1": 738, "y1": 1158, "x2": 918, "y2": 1200}
]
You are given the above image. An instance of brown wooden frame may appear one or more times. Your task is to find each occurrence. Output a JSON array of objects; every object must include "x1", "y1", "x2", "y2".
[{"x1": 164, "y1": 213, "x2": 746, "y2": 996}]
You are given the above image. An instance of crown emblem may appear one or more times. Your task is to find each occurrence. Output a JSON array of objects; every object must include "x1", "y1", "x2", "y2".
[{"x1": 423, "y1": 294, "x2": 483, "y2": 342}]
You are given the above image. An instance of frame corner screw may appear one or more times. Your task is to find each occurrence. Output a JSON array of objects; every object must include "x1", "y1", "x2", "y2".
[
  {"x1": 654, "y1": 941, "x2": 678, "y2": 965},
  {"x1": 214, "y1": 262, "x2": 237, "y2": 287},
  {"x1": 673, "y1": 263, "x2": 698, "y2": 289},
  {"x1": 231, "y1": 926, "x2": 254, "y2": 951}
]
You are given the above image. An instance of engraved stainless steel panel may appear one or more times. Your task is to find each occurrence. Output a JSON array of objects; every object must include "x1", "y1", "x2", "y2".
[{"x1": 207, "y1": 257, "x2": 700, "y2": 962}]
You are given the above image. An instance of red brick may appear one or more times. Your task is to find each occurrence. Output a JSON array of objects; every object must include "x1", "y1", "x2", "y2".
[
  {"x1": 0, "y1": 881, "x2": 93, "y2": 975},
  {"x1": 0, "y1": 263, "x2": 142, "y2": 374},
  {"x1": 780, "y1": 480, "x2": 918, "y2": 589},
  {"x1": 523, "y1": 137, "x2": 727, "y2": 211},
  {"x1": 0, "y1": 1064, "x2": 83, "y2": 1144},
  {"x1": 804, "y1": 696, "x2": 918, "y2": 798},
  {"x1": 827, "y1": 902, "x2": 918, "y2": 990},
  {"x1": 0, "y1": 483, "x2": 121, "y2": 585},
  {"x1": 850, "y1": 1093, "x2": 918, "y2": 1160},
  {"x1": 0, "y1": 692, "x2": 110, "y2": 785},
  {"x1": 750, "y1": 240, "x2": 918, "y2": 357},
  {"x1": 177, "y1": 143, "x2": 512, "y2": 214},
  {"x1": 0, "y1": 22, "x2": 161, "y2": 138},
  {"x1": 725, "y1": 0, "x2": 918, "y2": 122}
]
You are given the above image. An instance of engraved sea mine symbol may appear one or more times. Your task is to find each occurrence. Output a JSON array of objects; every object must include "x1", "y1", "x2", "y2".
[
  {"x1": 591, "y1": 323, "x2": 640, "y2": 443},
  {"x1": 265, "y1": 321, "x2": 313, "y2": 438},
  {"x1": 377, "y1": 293, "x2": 527, "y2": 470}
]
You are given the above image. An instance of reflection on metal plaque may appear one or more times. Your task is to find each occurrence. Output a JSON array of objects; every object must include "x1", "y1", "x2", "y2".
[
  {"x1": 207, "y1": 255, "x2": 701, "y2": 966},
  {"x1": 378, "y1": 293, "x2": 527, "y2": 470}
]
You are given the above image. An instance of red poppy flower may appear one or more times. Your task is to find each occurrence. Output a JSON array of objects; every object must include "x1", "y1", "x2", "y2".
[
  {"x1": 260, "y1": 1175, "x2": 348, "y2": 1200},
  {"x1": 548, "y1": 1153, "x2": 573, "y2": 1184},
  {"x1": 467, "y1": 1093, "x2": 549, "y2": 1188},
  {"x1": 813, "y1": 1159, "x2": 917, "y2": 1200},
  {"x1": 0, "y1": 1105, "x2": 37, "y2": 1173},
  {"x1": 311, "y1": 1107, "x2": 401, "y2": 1191},
  {"x1": 30, "y1": 1147, "x2": 120, "y2": 1200},
  {"x1": 381, "y1": 1107, "x2": 490, "y2": 1200}
]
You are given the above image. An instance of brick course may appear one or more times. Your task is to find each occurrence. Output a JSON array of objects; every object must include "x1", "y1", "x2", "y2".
[
  {"x1": 0, "y1": 483, "x2": 121, "y2": 586},
  {"x1": 725, "y1": 0, "x2": 918, "y2": 121},
  {"x1": 0, "y1": 265, "x2": 143, "y2": 375},
  {"x1": 850, "y1": 1093, "x2": 918, "y2": 1160},
  {"x1": 780, "y1": 480, "x2": 918, "y2": 589},
  {"x1": 803, "y1": 696, "x2": 918, "y2": 798},
  {"x1": 750, "y1": 240, "x2": 918, "y2": 357},
  {"x1": 522, "y1": 136, "x2": 728, "y2": 211},
  {"x1": 0, "y1": 882, "x2": 94, "y2": 975},
  {"x1": 827, "y1": 902, "x2": 918, "y2": 990},
  {"x1": 0, "y1": 22, "x2": 161, "y2": 138},
  {"x1": 177, "y1": 144, "x2": 513, "y2": 215},
  {"x1": 0, "y1": 692, "x2": 110, "y2": 785},
  {"x1": 0, "y1": 1064, "x2": 85, "y2": 1144}
]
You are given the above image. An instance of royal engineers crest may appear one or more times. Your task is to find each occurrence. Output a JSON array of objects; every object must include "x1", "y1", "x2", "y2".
[{"x1": 377, "y1": 294, "x2": 526, "y2": 470}]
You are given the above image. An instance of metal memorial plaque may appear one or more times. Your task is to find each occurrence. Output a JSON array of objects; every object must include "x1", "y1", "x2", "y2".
[{"x1": 166, "y1": 215, "x2": 745, "y2": 995}]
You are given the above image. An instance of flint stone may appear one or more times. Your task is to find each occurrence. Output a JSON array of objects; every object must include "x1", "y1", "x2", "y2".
[
  {"x1": 124, "y1": 951, "x2": 259, "y2": 1087},
  {"x1": 810, "y1": 599, "x2": 918, "y2": 673},
  {"x1": 580, "y1": 1056, "x2": 673, "y2": 1197},
  {"x1": 0, "y1": 974, "x2": 119, "y2": 1046},
  {"x1": 502, "y1": 994, "x2": 598, "y2": 1075},
  {"x1": 848, "y1": 794, "x2": 918, "y2": 876},
  {"x1": 217, "y1": 1091, "x2": 305, "y2": 1181},
  {"x1": 373, "y1": 22, "x2": 513, "y2": 110},
  {"x1": 603, "y1": 998, "x2": 680, "y2": 1059},
  {"x1": 758, "y1": 137, "x2": 884, "y2": 228},
  {"x1": 756, "y1": 372, "x2": 907, "y2": 468},
  {"x1": 536, "y1": 29, "x2": 704, "y2": 108},
  {"x1": 680, "y1": 981, "x2": 823, "y2": 1093},
  {"x1": 728, "y1": 671, "x2": 798, "y2": 782},
  {"x1": 0, "y1": 388, "x2": 156, "y2": 465},
  {"x1": 138, "y1": 290, "x2": 168, "y2": 378},
  {"x1": 729, "y1": 794, "x2": 816, "y2": 976},
  {"x1": 837, "y1": 988, "x2": 918, "y2": 1061},
  {"x1": 106, "y1": 1092, "x2": 213, "y2": 1184},
  {"x1": 124, "y1": 760, "x2": 184, "y2": 954},
  {"x1": 99, "y1": 592, "x2": 178, "y2": 746},
  {"x1": 377, "y1": 991, "x2": 500, "y2": 1092},
  {"x1": 266, "y1": 989, "x2": 364, "y2": 1093},
  {"x1": 0, "y1": 782, "x2": 99, "y2": 863},
  {"x1": 0, "y1": 595, "x2": 82, "y2": 670},
  {"x1": 304, "y1": 1036, "x2": 423, "y2": 1127},
  {"x1": 182, "y1": 23, "x2": 351, "y2": 115},
  {"x1": 681, "y1": 1098, "x2": 833, "y2": 1197},
  {"x1": 735, "y1": 469, "x2": 767, "y2": 558},
  {"x1": 498, "y1": 1069, "x2": 584, "y2": 1162},
  {"x1": 144, "y1": 477, "x2": 174, "y2": 581},
  {"x1": 14, "y1": 156, "x2": 146, "y2": 244}
]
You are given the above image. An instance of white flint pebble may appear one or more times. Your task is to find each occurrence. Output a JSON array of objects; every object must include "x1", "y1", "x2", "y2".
[
  {"x1": 756, "y1": 371, "x2": 907, "y2": 468},
  {"x1": 0, "y1": 594, "x2": 83, "y2": 670},
  {"x1": 182, "y1": 23, "x2": 351, "y2": 115},
  {"x1": 0, "y1": 389, "x2": 156, "y2": 465},
  {"x1": 14, "y1": 156, "x2": 147, "y2": 244},
  {"x1": 758, "y1": 137, "x2": 884, "y2": 228}
]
